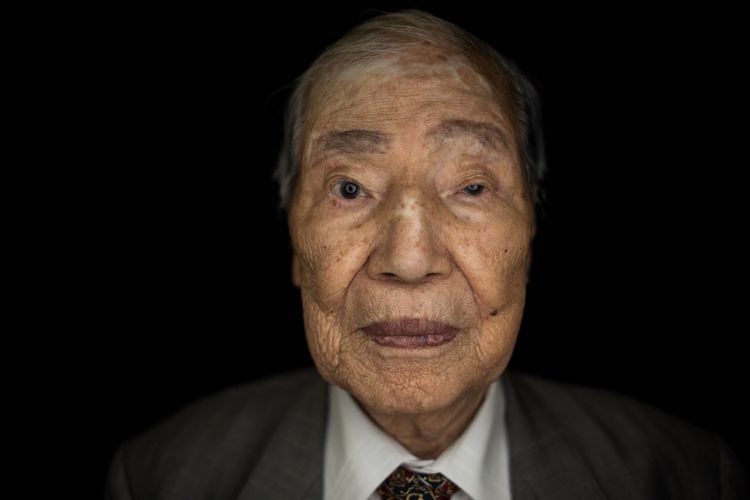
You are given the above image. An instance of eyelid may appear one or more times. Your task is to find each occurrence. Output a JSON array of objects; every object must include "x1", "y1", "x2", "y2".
[{"x1": 460, "y1": 173, "x2": 496, "y2": 190}]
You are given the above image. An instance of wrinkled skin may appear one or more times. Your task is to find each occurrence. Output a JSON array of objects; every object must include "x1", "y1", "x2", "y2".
[{"x1": 287, "y1": 48, "x2": 536, "y2": 457}]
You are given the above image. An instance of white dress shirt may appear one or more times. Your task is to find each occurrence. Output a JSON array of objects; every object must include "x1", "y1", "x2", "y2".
[{"x1": 323, "y1": 376, "x2": 511, "y2": 500}]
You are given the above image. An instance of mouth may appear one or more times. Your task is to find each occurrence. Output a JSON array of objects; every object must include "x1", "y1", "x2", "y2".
[{"x1": 361, "y1": 318, "x2": 460, "y2": 348}]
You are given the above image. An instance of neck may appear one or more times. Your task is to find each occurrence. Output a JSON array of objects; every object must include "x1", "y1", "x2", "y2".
[{"x1": 362, "y1": 385, "x2": 489, "y2": 459}]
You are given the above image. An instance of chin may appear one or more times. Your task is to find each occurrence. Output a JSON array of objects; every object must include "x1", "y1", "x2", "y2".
[{"x1": 345, "y1": 366, "x2": 479, "y2": 416}]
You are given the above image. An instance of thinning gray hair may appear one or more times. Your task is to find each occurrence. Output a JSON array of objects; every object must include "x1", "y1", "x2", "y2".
[{"x1": 272, "y1": 9, "x2": 547, "y2": 215}]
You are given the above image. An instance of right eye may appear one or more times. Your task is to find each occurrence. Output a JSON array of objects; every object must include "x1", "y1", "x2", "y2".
[{"x1": 333, "y1": 180, "x2": 364, "y2": 200}]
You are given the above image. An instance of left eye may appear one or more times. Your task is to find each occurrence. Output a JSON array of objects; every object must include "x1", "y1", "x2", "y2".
[{"x1": 461, "y1": 183, "x2": 487, "y2": 196}]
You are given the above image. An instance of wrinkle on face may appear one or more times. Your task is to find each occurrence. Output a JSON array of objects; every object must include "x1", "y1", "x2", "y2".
[
  {"x1": 288, "y1": 51, "x2": 535, "y2": 416},
  {"x1": 304, "y1": 48, "x2": 517, "y2": 161}
]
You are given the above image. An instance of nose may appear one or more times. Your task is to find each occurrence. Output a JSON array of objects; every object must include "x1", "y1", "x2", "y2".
[{"x1": 366, "y1": 194, "x2": 452, "y2": 284}]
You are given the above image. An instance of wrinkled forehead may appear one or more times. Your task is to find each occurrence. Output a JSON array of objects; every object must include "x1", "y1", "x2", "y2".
[{"x1": 304, "y1": 48, "x2": 517, "y2": 136}]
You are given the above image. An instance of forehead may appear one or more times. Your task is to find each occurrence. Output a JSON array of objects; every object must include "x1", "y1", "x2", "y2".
[{"x1": 305, "y1": 51, "x2": 516, "y2": 148}]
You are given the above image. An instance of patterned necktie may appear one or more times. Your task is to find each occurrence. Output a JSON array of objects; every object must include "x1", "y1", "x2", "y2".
[{"x1": 377, "y1": 465, "x2": 461, "y2": 500}]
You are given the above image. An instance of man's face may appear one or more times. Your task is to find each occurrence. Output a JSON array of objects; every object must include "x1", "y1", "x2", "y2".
[{"x1": 287, "y1": 49, "x2": 536, "y2": 415}]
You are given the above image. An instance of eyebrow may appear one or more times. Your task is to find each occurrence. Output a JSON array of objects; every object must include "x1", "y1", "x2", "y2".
[
  {"x1": 311, "y1": 129, "x2": 392, "y2": 157},
  {"x1": 425, "y1": 119, "x2": 510, "y2": 153},
  {"x1": 310, "y1": 118, "x2": 509, "y2": 161}
]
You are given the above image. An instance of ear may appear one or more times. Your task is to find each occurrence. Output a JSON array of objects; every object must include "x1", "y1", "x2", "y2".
[{"x1": 291, "y1": 253, "x2": 301, "y2": 288}]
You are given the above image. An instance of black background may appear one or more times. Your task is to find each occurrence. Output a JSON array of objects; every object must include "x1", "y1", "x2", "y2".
[{"x1": 71, "y1": 4, "x2": 746, "y2": 497}]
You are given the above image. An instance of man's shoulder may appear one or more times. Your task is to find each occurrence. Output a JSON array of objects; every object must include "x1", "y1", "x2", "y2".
[
  {"x1": 108, "y1": 367, "x2": 327, "y2": 499},
  {"x1": 505, "y1": 369, "x2": 720, "y2": 451},
  {"x1": 132, "y1": 367, "x2": 325, "y2": 444},
  {"x1": 504, "y1": 370, "x2": 748, "y2": 497}
]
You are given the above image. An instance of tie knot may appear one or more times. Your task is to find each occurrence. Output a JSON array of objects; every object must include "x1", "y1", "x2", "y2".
[{"x1": 377, "y1": 465, "x2": 460, "y2": 500}]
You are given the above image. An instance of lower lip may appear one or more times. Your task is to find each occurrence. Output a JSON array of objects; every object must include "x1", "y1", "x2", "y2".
[{"x1": 366, "y1": 331, "x2": 458, "y2": 348}]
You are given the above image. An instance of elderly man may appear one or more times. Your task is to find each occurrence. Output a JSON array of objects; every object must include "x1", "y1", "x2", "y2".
[{"x1": 105, "y1": 9, "x2": 747, "y2": 500}]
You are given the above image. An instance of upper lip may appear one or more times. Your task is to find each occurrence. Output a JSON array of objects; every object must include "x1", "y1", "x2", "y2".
[{"x1": 362, "y1": 318, "x2": 460, "y2": 337}]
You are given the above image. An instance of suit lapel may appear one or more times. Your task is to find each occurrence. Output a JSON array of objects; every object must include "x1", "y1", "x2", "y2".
[
  {"x1": 503, "y1": 372, "x2": 611, "y2": 500},
  {"x1": 235, "y1": 372, "x2": 327, "y2": 500}
]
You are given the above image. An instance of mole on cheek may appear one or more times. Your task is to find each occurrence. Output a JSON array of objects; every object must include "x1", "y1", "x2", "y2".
[{"x1": 490, "y1": 309, "x2": 498, "y2": 316}]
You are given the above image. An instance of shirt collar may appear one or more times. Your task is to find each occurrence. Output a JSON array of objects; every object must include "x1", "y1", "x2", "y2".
[{"x1": 323, "y1": 376, "x2": 510, "y2": 500}]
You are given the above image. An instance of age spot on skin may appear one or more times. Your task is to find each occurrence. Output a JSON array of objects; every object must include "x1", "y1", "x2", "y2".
[{"x1": 395, "y1": 198, "x2": 420, "y2": 218}]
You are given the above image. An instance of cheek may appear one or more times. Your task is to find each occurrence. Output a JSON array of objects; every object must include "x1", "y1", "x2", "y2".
[
  {"x1": 293, "y1": 210, "x2": 374, "y2": 314},
  {"x1": 293, "y1": 220, "x2": 371, "y2": 381},
  {"x1": 300, "y1": 291, "x2": 345, "y2": 380},
  {"x1": 451, "y1": 219, "x2": 532, "y2": 312},
  {"x1": 459, "y1": 221, "x2": 531, "y2": 369}
]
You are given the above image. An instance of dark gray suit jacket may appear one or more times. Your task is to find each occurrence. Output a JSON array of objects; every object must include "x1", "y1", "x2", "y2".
[{"x1": 105, "y1": 368, "x2": 748, "y2": 499}]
